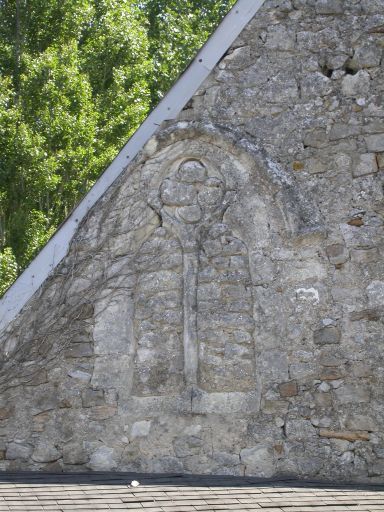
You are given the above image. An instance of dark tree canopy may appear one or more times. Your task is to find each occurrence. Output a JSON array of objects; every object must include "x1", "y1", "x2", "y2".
[{"x1": 0, "y1": 0, "x2": 236, "y2": 295}]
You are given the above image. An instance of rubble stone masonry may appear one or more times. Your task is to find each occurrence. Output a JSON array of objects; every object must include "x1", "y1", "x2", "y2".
[{"x1": 0, "y1": 0, "x2": 383, "y2": 482}]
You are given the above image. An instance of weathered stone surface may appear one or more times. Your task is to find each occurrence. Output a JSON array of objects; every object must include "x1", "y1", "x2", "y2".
[
  {"x1": 65, "y1": 343, "x2": 93, "y2": 359},
  {"x1": 0, "y1": 0, "x2": 382, "y2": 483},
  {"x1": 313, "y1": 326, "x2": 341, "y2": 345},
  {"x1": 352, "y1": 154, "x2": 378, "y2": 177},
  {"x1": 285, "y1": 420, "x2": 317, "y2": 441},
  {"x1": 6, "y1": 442, "x2": 33, "y2": 460},
  {"x1": 351, "y1": 248, "x2": 379, "y2": 263},
  {"x1": 0, "y1": 408, "x2": 12, "y2": 420},
  {"x1": 279, "y1": 381, "x2": 298, "y2": 398},
  {"x1": 240, "y1": 446, "x2": 275, "y2": 478},
  {"x1": 325, "y1": 244, "x2": 349, "y2": 265},
  {"x1": 131, "y1": 420, "x2": 151, "y2": 439},
  {"x1": 335, "y1": 384, "x2": 371, "y2": 404},
  {"x1": 315, "y1": 0, "x2": 344, "y2": 14},
  {"x1": 366, "y1": 281, "x2": 384, "y2": 307},
  {"x1": 89, "y1": 405, "x2": 117, "y2": 420},
  {"x1": 365, "y1": 134, "x2": 384, "y2": 152},
  {"x1": 344, "y1": 415, "x2": 378, "y2": 432},
  {"x1": 81, "y1": 389, "x2": 105, "y2": 408},
  {"x1": 32, "y1": 443, "x2": 61, "y2": 463},
  {"x1": 341, "y1": 71, "x2": 371, "y2": 97},
  {"x1": 63, "y1": 443, "x2": 88, "y2": 465},
  {"x1": 88, "y1": 447, "x2": 117, "y2": 471}
]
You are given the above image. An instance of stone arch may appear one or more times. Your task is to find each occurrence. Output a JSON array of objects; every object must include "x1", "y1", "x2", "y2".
[{"x1": 141, "y1": 121, "x2": 323, "y2": 238}]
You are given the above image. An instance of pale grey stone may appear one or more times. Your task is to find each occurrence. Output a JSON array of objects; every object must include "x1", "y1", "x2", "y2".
[
  {"x1": 161, "y1": 180, "x2": 197, "y2": 206},
  {"x1": 366, "y1": 281, "x2": 384, "y2": 307},
  {"x1": 351, "y1": 248, "x2": 379, "y2": 263},
  {"x1": 365, "y1": 134, "x2": 384, "y2": 152},
  {"x1": 151, "y1": 456, "x2": 184, "y2": 473},
  {"x1": 0, "y1": 0, "x2": 382, "y2": 483},
  {"x1": 352, "y1": 154, "x2": 378, "y2": 177},
  {"x1": 349, "y1": 44, "x2": 382, "y2": 70},
  {"x1": 315, "y1": 0, "x2": 344, "y2": 14},
  {"x1": 301, "y1": 73, "x2": 332, "y2": 99},
  {"x1": 63, "y1": 443, "x2": 89, "y2": 465},
  {"x1": 318, "y1": 382, "x2": 331, "y2": 392},
  {"x1": 131, "y1": 420, "x2": 151, "y2": 439},
  {"x1": 335, "y1": 385, "x2": 371, "y2": 403},
  {"x1": 344, "y1": 415, "x2": 378, "y2": 432},
  {"x1": 240, "y1": 445, "x2": 275, "y2": 478},
  {"x1": 32, "y1": 443, "x2": 61, "y2": 463},
  {"x1": 88, "y1": 446, "x2": 117, "y2": 471},
  {"x1": 341, "y1": 71, "x2": 371, "y2": 97},
  {"x1": 177, "y1": 205, "x2": 202, "y2": 223},
  {"x1": 177, "y1": 160, "x2": 207, "y2": 183},
  {"x1": 82, "y1": 389, "x2": 105, "y2": 408},
  {"x1": 265, "y1": 25, "x2": 295, "y2": 51},
  {"x1": 6, "y1": 442, "x2": 33, "y2": 460},
  {"x1": 285, "y1": 420, "x2": 317, "y2": 441},
  {"x1": 67, "y1": 370, "x2": 91, "y2": 382},
  {"x1": 93, "y1": 294, "x2": 133, "y2": 355}
]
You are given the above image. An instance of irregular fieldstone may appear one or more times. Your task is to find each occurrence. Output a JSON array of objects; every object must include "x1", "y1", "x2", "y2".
[
  {"x1": 320, "y1": 367, "x2": 344, "y2": 380},
  {"x1": 65, "y1": 343, "x2": 93, "y2": 358},
  {"x1": 265, "y1": 25, "x2": 295, "y2": 51},
  {"x1": 349, "y1": 44, "x2": 382, "y2": 70},
  {"x1": 315, "y1": 0, "x2": 344, "y2": 14},
  {"x1": 365, "y1": 134, "x2": 384, "y2": 152},
  {"x1": 131, "y1": 420, "x2": 151, "y2": 439},
  {"x1": 366, "y1": 281, "x2": 384, "y2": 307},
  {"x1": 240, "y1": 445, "x2": 275, "y2": 478},
  {"x1": 341, "y1": 70, "x2": 371, "y2": 97},
  {"x1": 88, "y1": 446, "x2": 117, "y2": 471},
  {"x1": 67, "y1": 370, "x2": 91, "y2": 382},
  {"x1": 82, "y1": 389, "x2": 105, "y2": 408},
  {"x1": 344, "y1": 415, "x2": 378, "y2": 432},
  {"x1": 351, "y1": 248, "x2": 379, "y2": 263},
  {"x1": 313, "y1": 326, "x2": 341, "y2": 345},
  {"x1": 32, "y1": 443, "x2": 61, "y2": 463},
  {"x1": 6, "y1": 442, "x2": 33, "y2": 460},
  {"x1": 325, "y1": 244, "x2": 349, "y2": 265},
  {"x1": 90, "y1": 406, "x2": 117, "y2": 420},
  {"x1": 63, "y1": 443, "x2": 89, "y2": 465},
  {"x1": 279, "y1": 381, "x2": 298, "y2": 397},
  {"x1": 335, "y1": 384, "x2": 371, "y2": 403},
  {"x1": 285, "y1": 419, "x2": 317, "y2": 441},
  {"x1": 352, "y1": 154, "x2": 378, "y2": 177}
]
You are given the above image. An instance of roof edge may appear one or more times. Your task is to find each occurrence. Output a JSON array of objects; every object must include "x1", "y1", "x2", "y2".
[{"x1": 0, "y1": 0, "x2": 266, "y2": 335}]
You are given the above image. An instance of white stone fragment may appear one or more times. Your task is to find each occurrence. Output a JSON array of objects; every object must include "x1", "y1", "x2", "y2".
[
  {"x1": 67, "y1": 370, "x2": 91, "y2": 382},
  {"x1": 318, "y1": 382, "x2": 331, "y2": 392},
  {"x1": 296, "y1": 288, "x2": 320, "y2": 304}
]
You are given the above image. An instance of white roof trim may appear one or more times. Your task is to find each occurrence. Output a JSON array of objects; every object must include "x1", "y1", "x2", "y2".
[{"x1": 0, "y1": 0, "x2": 266, "y2": 334}]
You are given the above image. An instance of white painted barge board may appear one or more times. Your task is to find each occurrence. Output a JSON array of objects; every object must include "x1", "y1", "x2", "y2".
[{"x1": 0, "y1": 0, "x2": 266, "y2": 334}]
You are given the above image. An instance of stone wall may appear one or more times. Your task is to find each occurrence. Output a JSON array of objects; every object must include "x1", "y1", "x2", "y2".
[{"x1": 0, "y1": 0, "x2": 383, "y2": 482}]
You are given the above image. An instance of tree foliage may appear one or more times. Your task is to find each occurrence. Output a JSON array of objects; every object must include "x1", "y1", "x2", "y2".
[{"x1": 0, "y1": 0, "x2": 236, "y2": 295}]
